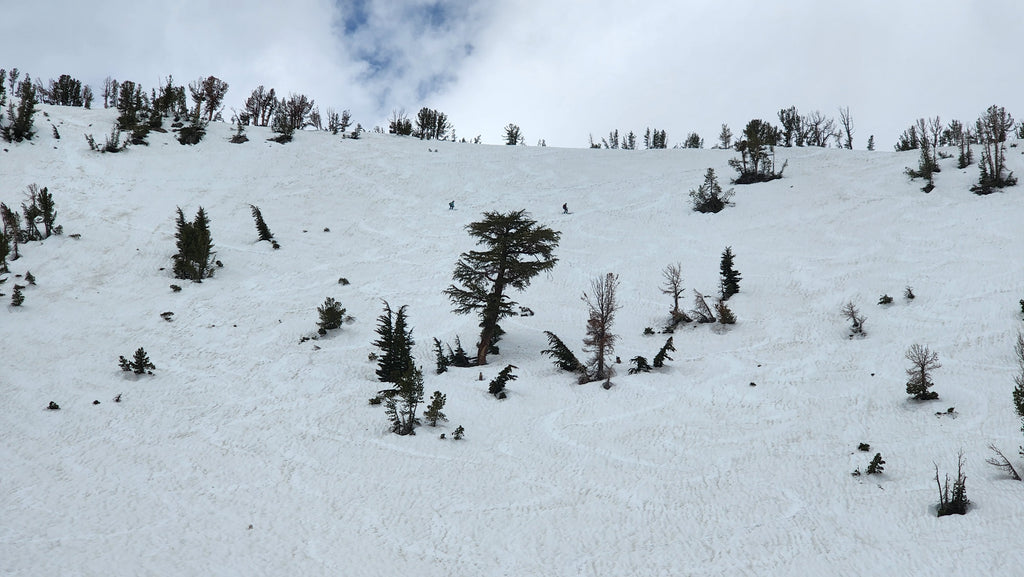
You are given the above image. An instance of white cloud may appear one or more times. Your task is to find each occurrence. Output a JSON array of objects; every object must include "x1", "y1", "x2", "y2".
[{"x1": 2, "y1": 0, "x2": 1022, "y2": 147}]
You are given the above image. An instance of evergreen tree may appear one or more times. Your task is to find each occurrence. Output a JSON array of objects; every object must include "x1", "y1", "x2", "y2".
[
  {"x1": 652, "y1": 336, "x2": 675, "y2": 368},
  {"x1": 719, "y1": 246, "x2": 741, "y2": 300},
  {"x1": 118, "y1": 347, "x2": 155, "y2": 374},
  {"x1": 717, "y1": 124, "x2": 732, "y2": 149},
  {"x1": 683, "y1": 132, "x2": 703, "y2": 148},
  {"x1": 689, "y1": 168, "x2": 735, "y2": 213},
  {"x1": 728, "y1": 119, "x2": 783, "y2": 183},
  {"x1": 541, "y1": 330, "x2": 584, "y2": 373},
  {"x1": 36, "y1": 187, "x2": 57, "y2": 238},
  {"x1": 250, "y1": 205, "x2": 275, "y2": 243},
  {"x1": 373, "y1": 302, "x2": 415, "y2": 383},
  {"x1": 0, "y1": 228, "x2": 9, "y2": 273},
  {"x1": 628, "y1": 356, "x2": 652, "y2": 374},
  {"x1": 488, "y1": 364, "x2": 518, "y2": 398},
  {"x1": 444, "y1": 210, "x2": 560, "y2": 365},
  {"x1": 172, "y1": 207, "x2": 216, "y2": 281},
  {"x1": 866, "y1": 453, "x2": 885, "y2": 475},
  {"x1": 715, "y1": 300, "x2": 736, "y2": 324},
  {"x1": 866, "y1": 135, "x2": 875, "y2": 151},
  {"x1": 317, "y1": 297, "x2": 346, "y2": 335},
  {"x1": 433, "y1": 337, "x2": 450, "y2": 374},
  {"x1": 449, "y1": 336, "x2": 471, "y2": 368},
  {"x1": 3, "y1": 75, "x2": 37, "y2": 142},
  {"x1": 503, "y1": 123, "x2": 522, "y2": 145},
  {"x1": 381, "y1": 366, "x2": 424, "y2": 435},
  {"x1": 11, "y1": 286, "x2": 24, "y2": 306},
  {"x1": 423, "y1": 391, "x2": 447, "y2": 426},
  {"x1": 0, "y1": 203, "x2": 21, "y2": 261}
]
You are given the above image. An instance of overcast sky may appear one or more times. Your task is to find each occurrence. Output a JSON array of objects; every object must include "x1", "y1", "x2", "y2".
[{"x1": 2, "y1": 0, "x2": 1021, "y2": 148}]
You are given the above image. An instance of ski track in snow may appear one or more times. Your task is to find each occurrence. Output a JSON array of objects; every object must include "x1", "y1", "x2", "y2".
[{"x1": 2, "y1": 106, "x2": 1024, "y2": 576}]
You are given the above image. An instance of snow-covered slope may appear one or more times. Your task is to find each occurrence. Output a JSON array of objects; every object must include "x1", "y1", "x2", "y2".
[{"x1": 3, "y1": 105, "x2": 1023, "y2": 576}]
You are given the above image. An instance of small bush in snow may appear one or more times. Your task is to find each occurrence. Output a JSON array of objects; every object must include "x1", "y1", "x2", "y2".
[
  {"x1": 119, "y1": 347, "x2": 155, "y2": 374},
  {"x1": 452, "y1": 425, "x2": 465, "y2": 440},
  {"x1": 878, "y1": 294, "x2": 893, "y2": 305},
  {"x1": 866, "y1": 453, "x2": 885, "y2": 475},
  {"x1": 317, "y1": 297, "x2": 347, "y2": 335}
]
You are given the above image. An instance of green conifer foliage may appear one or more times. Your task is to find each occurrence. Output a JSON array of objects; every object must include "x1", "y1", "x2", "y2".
[
  {"x1": 172, "y1": 207, "x2": 215, "y2": 281},
  {"x1": 423, "y1": 391, "x2": 447, "y2": 426},
  {"x1": 720, "y1": 246, "x2": 741, "y2": 300}
]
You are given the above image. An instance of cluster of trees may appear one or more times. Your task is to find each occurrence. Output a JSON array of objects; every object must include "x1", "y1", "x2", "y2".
[
  {"x1": 775, "y1": 106, "x2": 854, "y2": 149},
  {"x1": 1, "y1": 68, "x2": 38, "y2": 143},
  {"x1": 1, "y1": 184, "x2": 59, "y2": 274},
  {"x1": 588, "y1": 127, "x2": 674, "y2": 149},
  {"x1": 896, "y1": 106, "x2": 1017, "y2": 194}
]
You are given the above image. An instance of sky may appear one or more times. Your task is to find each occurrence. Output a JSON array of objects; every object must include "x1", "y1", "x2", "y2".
[{"x1": 2, "y1": 0, "x2": 1021, "y2": 148}]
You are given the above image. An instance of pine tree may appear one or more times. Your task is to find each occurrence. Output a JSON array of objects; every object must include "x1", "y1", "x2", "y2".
[
  {"x1": 317, "y1": 297, "x2": 346, "y2": 335},
  {"x1": 652, "y1": 336, "x2": 675, "y2": 368},
  {"x1": 488, "y1": 364, "x2": 518, "y2": 398},
  {"x1": 715, "y1": 300, "x2": 736, "y2": 324},
  {"x1": 628, "y1": 356, "x2": 652, "y2": 374},
  {"x1": 11, "y1": 286, "x2": 24, "y2": 306},
  {"x1": 719, "y1": 246, "x2": 741, "y2": 300},
  {"x1": 444, "y1": 210, "x2": 560, "y2": 365},
  {"x1": 118, "y1": 347, "x2": 155, "y2": 374},
  {"x1": 0, "y1": 203, "x2": 20, "y2": 260},
  {"x1": 373, "y1": 302, "x2": 414, "y2": 383},
  {"x1": 450, "y1": 336, "x2": 471, "y2": 367},
  {"x1": 423, "y1": 391, "x2": 447, "y2": 426},
  {"x1": 867, "y1": 135, "x2": 875, "y2": 151},
  {"x1": 541, "y1": 330, "x2": 583, "y2": 373},
  {"x1": 381, "y1": 366, "x2": 424, "y2": 435},
  {"x1": 36, "y1": 187, "x2": 56, "y2": 238},
  {"x1": 249, "y1": 204, "x2": 275, "y2": 244},
  {"x1": 172, "y1": 207, "x2": 215, "y2": 281},
  {"x1": 433, "y1": 337, "x2": 450, "y2": 374},
  {"x1": 866, "y1": 453, "x2": 885, "y2": 475},
  {"x1": 3, "y1": 75, "x2": 37, "y2": 142},
  {"x1": 689, "y1": 168, "x2": 734, "y2": 213},
  {"x1": 0, "y1": 228, "x2": 9, "y2": 272}
]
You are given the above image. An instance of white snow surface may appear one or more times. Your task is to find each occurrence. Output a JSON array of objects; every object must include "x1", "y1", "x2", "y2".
[{"x1": 3, "y1": 106, "x2": 1024, "y2": 576}]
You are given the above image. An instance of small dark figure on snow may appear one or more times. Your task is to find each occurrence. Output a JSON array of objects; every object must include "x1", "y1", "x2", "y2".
[
  {"x1": 449, "y1": 201, "x2": 455, "y2": 210},
  {"x1": 562, "y1": 203, "x2": 568, "y2": 214}
]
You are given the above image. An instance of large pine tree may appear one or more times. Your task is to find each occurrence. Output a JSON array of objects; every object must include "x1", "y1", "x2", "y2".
[
  {"x1": 373, "y1": 301, "x2": 415, "y2": 383},
  {"x1": 172, "y1": 207, "x2": 215, "y2": 281},
  {"x1": 444, "y1": 210, "x2": 560, "y2": 365}
]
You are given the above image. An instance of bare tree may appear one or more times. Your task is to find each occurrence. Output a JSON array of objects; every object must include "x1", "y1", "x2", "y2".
[
  {"x1": 582, "y1": 273, "x2": 621, "y2": 382},
  {"x1": 803, "y1": 110, "x2": 838, "y2": 147},
  {"x1": 661, "y1": 262, "x2": 690, "y2": 325},
  {"x1": 905, "y1": 344, "x2": 940, "y2": 400},
  {"x1": 102, "y1": 76, "x2": 118, "y2": 109},
  {"x1": 841, "y1": 301, "x2": 865, "y2": 336},
  {"x1": 838, "y1": 106, "x2": 853, "y2": 149},
  {"x1": 985, "y1": 444, "x2": 1021, "y2": 480},
  {"x1": 188, "y1": 76, "x2": 229, "y2": 122}
]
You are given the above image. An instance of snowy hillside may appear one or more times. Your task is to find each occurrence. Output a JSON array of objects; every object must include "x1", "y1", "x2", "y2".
[{"x1": 3, "y1": 105, "x2": 1024, "y2": 576}]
